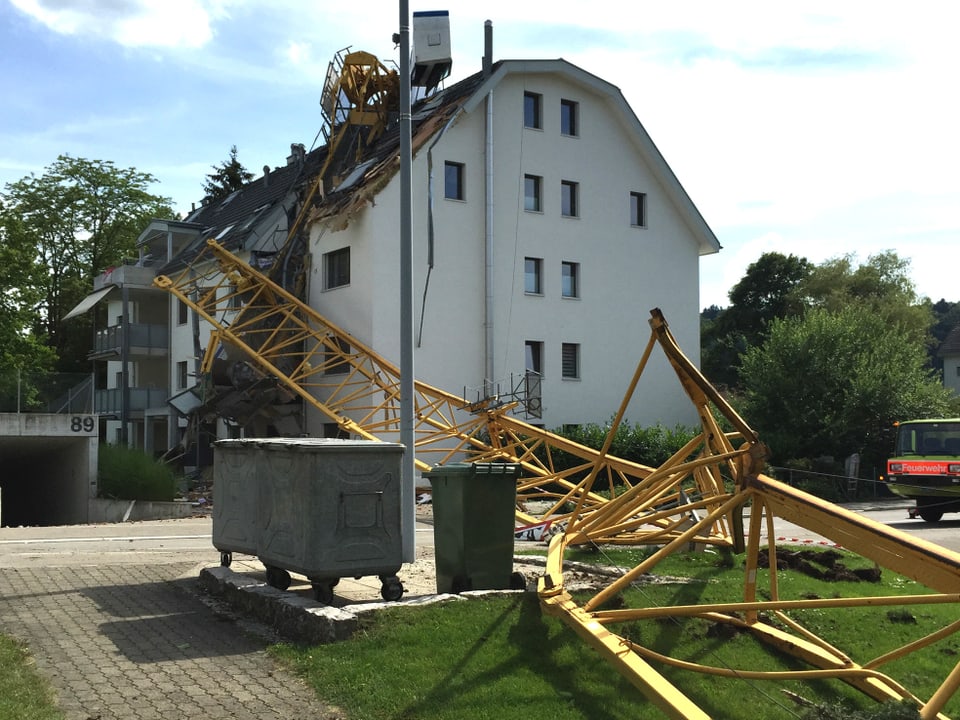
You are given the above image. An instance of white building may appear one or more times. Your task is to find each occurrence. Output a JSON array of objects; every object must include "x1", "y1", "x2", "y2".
[
  {"x1": 73, "y1": 44, "x2": 720, "y2": 460},
  {"x1": 307, "y1": 59, "x2": 719, "y2": 431}
]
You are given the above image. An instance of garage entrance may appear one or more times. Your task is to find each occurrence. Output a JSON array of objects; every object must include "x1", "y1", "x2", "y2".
[{"x1": 0, "y1": 414, "x2": 97, "y2": 527}]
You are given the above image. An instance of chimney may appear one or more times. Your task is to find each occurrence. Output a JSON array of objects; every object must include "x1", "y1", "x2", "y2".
[
  {"x1": 483, "y1": 20, "x2": 493, "y2": 78},
  {"x1": 287, "y1": 143, "x2": 306, "y2": 166},
  {"x1": 263, "y1": 165, "x2": 271, "y2": 187}
]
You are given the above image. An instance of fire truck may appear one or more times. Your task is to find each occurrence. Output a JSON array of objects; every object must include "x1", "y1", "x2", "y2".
[{"x1": 885, "y1": 418, "x2": 960, "y2": 522}]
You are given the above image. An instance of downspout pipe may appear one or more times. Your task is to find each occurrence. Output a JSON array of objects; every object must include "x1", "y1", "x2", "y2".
[{"x1": 483, "y1": 20, "x2": 495, "y2": 397}]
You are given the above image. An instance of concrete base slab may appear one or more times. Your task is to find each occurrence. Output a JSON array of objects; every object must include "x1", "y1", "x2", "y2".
[{"x1": 198, "y1": 565, "x2": 473, "y2": 644}]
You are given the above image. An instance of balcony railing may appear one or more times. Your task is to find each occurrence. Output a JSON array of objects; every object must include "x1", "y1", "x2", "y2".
[
  {"x1": 0, "y1": 372, "x2": 94, "y2": 413},
  {"x1": 92, "y1": 323, "x2": 169, "y2": 357},
  {"x1": 95, "y1": 387, "x2": 169, "y2": 415}
]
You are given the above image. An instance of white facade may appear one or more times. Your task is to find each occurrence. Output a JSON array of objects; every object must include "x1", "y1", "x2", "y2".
[{"x1": 308, "y1": 61, "x2": 718, "y2": 432}]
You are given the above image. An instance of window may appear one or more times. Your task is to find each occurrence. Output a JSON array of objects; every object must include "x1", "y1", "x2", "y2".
[
  {"x1": 560, "y1": 99, "x2": 579, "y2": 136},
  {"x1": 561, "y1": 262, "x2": 579, "y2": 298},
  {"x1": 227, "y1": 282, "x2": 243, "y2": 309},
  {"x1": 324, "y1": 336, "x2": 351, "y2": 375},
  {"x1": 444, "y1": 161, "x2": 464, "y2": 200},
  {"x1": 524, "y1": 91, "x2": 542, "y2": 129},
  {"x1": 177, "y1": 299, "x2": 188, "y2": 325},
  {"x1": 176, "y1": 361, "x2": 188, "y2": 390},
  {"x1": 630, "y1": 191, "x2": 647, "y2": 228},
  {"x1": 561, "y1": 343, "x2": 580, "y2": 379},
  {"x1": 524, "y1": 174, "x2": 542, "y2": 212},
  {"x1": 524, "y1": 257, "x2": 543, "y2": 295},
  {"x1": 323, "y1": 422, "x2": 350, "y2": 439},
  {"x1": 525, "y1": 340, "x2": 543, "y2": 375},
  {"x1": 324, "y1": 247, "x2": 350, "y2": 289},
  {"x1": 561, "y1": 180, "x2": 579, "y2": 217},
  {"x1": 198, "y1": 287, "x2": 216, "y2": 313}
]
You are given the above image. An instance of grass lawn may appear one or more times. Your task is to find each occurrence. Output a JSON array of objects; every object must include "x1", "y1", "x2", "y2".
[
  {"x1": 0, "y1": 634, "x2": 62, "y2": 720},
  {"x1": 272, "y1": 547, "x2": 950, "y2": 720}
]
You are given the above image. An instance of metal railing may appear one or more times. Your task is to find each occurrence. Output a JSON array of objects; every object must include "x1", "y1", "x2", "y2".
[
  {"x1": 92, "y1": 323, "x2": 169, "y2": 356},
  {"x1": 0, "y1": 371, "x2": 94, "y2": 414},
  {"x1": 95, "y1": 387, "x2": 169, "y2": 414}
]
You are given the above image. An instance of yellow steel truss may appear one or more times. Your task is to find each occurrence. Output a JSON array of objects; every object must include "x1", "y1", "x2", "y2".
[
  {"x1": 539, "y1": 310, "x2": 960, "y2": 719},
  {"x1": 156, "y1": 241, "x2": 960, "y2": 717},
  {"x1": 155, "y1": 240, "x2": 730, "y2": 544}
]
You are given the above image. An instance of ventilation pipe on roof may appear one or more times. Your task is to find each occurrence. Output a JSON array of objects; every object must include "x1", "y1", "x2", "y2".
[
  {"x1": 483, "y1": 20, "x2": 492, "y2": 78},
  {"x1": 262, "y1": 165, "x2": 270, "y2": 187}
]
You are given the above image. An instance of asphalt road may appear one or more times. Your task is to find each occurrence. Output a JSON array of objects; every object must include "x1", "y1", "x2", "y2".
[
  {"x1": 753, "y1": 501, "x2": 960, "y2": 554},
  {"x1": 0, "y1": 500, "x2": 956, "y2": 569},
  {"x1": 0, "y1": 516, "x2": 439, "y2": 569}
]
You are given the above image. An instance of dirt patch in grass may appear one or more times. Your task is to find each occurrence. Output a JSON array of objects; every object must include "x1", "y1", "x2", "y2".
[{"x1": 758, "y1": 548, "x2": 881, "y2": 583}]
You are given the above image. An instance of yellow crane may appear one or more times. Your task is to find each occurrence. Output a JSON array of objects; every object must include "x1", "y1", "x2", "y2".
[
  {"x1": 153, "y1": 47, "x2": 960, "y2": 719},
  {"x1": 157, "y1": 243, "x2": 960, "y2": 718}
]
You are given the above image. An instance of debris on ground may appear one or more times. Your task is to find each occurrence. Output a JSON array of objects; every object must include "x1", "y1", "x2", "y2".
[{"x1": 758, "y1": 548, "x2": 881, "y2": 582}]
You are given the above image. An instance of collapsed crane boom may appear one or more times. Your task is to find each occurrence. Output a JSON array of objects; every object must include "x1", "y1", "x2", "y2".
[{"x1": 156, "y1": 238, "x2": 960, "y2": 717}]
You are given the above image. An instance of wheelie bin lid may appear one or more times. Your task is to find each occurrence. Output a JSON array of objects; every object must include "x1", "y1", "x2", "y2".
[{"x1": 422, "y1": 462, "x2": 521, "y2": 477}]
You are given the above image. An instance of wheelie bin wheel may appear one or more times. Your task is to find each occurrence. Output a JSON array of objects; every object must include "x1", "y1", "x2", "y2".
[
  {"x1": 380, "y1": 575, "x2": 404, "y2": 601},
  {"x1": 312, "y1": 581, "x2": 335, "y2": 605},
  {"x1": 220, "y1": 552, "x2": 232, "y2": 567},
  {"x1": 265, "y1": 566, "x2": 292, "y2": 591},
  {"x1": 451, "y1": 575, "x2": 472, "y2": 594},
  {"x1": 510, "y1": 571, "x2": 527, "y2": 590}
]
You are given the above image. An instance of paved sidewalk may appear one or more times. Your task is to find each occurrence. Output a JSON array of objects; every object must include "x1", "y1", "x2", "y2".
[{"x1": 0, "y1": 562, "x2": 341, "y2": 720}]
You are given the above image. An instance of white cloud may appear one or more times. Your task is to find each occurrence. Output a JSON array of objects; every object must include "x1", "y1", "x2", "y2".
[{"x1": 9, "y1": 0, "x2": 226, "y2": 48}]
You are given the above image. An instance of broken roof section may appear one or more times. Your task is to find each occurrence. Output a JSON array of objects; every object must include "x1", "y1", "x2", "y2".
[
  {"x1": 149, "y1": 143, "x2": 329, "y2": 273},
  {"x1": 156, "y1": 54, "x2": 719, "y2": 272},
  {"x1": 306, "y1": 57, "x2": 719, "y2": 254}
]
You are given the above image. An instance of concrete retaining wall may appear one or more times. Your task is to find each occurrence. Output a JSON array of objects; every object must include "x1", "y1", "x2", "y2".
[{"x1": 88, "y1": 498, "x2": 198, "y2": 523}]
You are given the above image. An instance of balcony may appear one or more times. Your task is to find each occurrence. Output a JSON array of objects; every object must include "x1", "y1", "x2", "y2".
[
  {"x1": 89, "y1": 323, "x2": 168, "y2": 360},
  {"x1": 95, "y1": 387, "x2": 169, "y2": 416},
  {"x1": 93, "y1": 261, "x2": 161, "y2": 291}
]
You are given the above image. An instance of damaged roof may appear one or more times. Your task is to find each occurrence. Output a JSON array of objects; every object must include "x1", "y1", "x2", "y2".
[
  {"x1": 156, "y1": 65, "x2": 488, "y2": 273},
  {"x1": 158, "y1": 55, "x2": 719, "y2": 269}
]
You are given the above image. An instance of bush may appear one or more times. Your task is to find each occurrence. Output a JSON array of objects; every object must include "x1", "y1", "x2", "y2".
[
  {"x1": 548, "y1": 420, "x2": 699, "y2": 477},
  {"x1": 97, "y1": 444, "x2": 177, "y2": 501}
]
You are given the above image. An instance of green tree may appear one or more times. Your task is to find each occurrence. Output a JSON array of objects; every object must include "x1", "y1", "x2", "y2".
[
  {"x1": 702, "y1": 252, "x2": 811, "y2": 388},
  {"x1": 799, "y1": 251, "x2": 931, "y2": 343},
  {"x1": 0, "y1": 155, "x2": 174, "y2": 372},
  {"x1": 0, "y1": 208, "x2": 57, "y2": 407},
  {"x1": 738, "y1": 305, "x2": 954, "y2": 474},
  {"x1": 203, "y1": 145, "x2": 254, "y2": 200}
]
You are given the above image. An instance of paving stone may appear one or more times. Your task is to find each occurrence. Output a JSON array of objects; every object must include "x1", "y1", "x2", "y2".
[{"x1": 0, "y1": 563, "x2": 340, "y2": 720}]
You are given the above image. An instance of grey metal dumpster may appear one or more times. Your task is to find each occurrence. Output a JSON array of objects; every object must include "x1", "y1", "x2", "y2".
[
  {"x1": 213, "y1": 438, "x2": 405, "y2": 603},
  {"x1": 424, "y1": 462, "x2": 524, "y2": 594}
]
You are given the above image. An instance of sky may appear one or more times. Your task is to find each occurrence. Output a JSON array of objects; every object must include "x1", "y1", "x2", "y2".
[{"x1": 1, "y1": 0, "x2": 958, "y2": 309}]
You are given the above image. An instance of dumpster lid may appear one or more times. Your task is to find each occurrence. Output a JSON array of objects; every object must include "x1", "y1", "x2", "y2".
[
  {"x1": 214, "y1": 437, "x2": 404, "y2": 452},
  {"x1": 422, "y1": 462, "x2": 521, "y2": 476}
]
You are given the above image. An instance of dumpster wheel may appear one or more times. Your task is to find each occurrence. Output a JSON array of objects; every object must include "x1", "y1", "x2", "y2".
[
  {"x1": 220, "y1": 552, "x2": 232, "y2": 568},
  {"x1": 380, "y1": 575, "x2": 404, "y2": 601},
  {"x1": 311, "y1": 579, "x2": 339, "y2": 604},
  {"x1": 265, "y1": 565, "x2": 292, "y2": 591}
]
